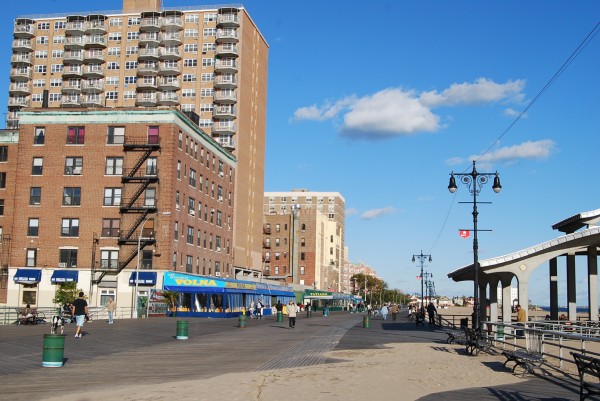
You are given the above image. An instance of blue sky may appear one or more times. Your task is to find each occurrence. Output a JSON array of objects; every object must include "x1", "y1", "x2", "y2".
[{"x1": 3, "y1": 1, "x2": 599, "y2": 306}]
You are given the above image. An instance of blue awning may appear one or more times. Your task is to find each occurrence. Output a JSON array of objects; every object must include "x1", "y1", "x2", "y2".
[
  {"x1": 129, "y1": 271, "x2": 157, "y2": 286},
  {"x1": 13, "y1": 269, "x2": 42, "y2": 284},
  {"x1": 51, "y1": 270, "x2": 79, "y2": 283}
]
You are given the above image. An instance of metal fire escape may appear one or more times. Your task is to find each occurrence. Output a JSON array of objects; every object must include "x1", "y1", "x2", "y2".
[{"x1": 91, "y1": 136, "x2": 160, "y2": 284}]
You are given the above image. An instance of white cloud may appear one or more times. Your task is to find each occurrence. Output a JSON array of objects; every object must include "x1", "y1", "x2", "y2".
[
  {"x1": 503, "y1": 108, "x2": 526, "y2": 117},
  {"x1": 360, "y1": 207, "x2": 394, "y2": 220},
  {"x1": 447, "y1": 139, "x2": 557, "y2": 166},
  {"x1": 346, "y1": 207, "x2": 358, "y2": 216},
  {"x1": 292, "y1": 78, "x2": 526, "y2": 140},
  {"x1": 419, "y1": 78, "x2": 526, "y2": 107}
]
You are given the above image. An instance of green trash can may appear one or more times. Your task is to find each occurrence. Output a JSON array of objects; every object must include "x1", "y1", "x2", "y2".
[
  {"x1": 277, "y1": 311, "x2": 283, "y2": 322},
  {"x1": 363, "y1": 315, "x2": 371, "y2": 329},
  {"x1": 176, "y1": 320, "x2": 189, "y2": 340},
  {"x1": 238, "y1": 314, "x2": 247, "y2": 328},
  {"x1": 42, "y1": 334, "x2": 65, "y2": 367},
  {"x1": 496, "y1": 324, "x2": 505, "y2": 340}
]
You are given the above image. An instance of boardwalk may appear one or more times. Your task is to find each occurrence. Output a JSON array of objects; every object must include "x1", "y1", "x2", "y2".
[{"x1": 0, "y1": 312, "x2": 591, "y2": 400}]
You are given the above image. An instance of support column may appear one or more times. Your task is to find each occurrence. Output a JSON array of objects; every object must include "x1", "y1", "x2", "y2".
[
  {"x1": 488, "y1": 277, "x2": 499, "y2": 322},
  {"x1": 588, "y1": 246, "x2": 598, "y2": 321},
  {"x1": 518, "y1": 277, "x2": 529, "y2": 321},
  {"x1": 479, "y1": 279, "x2": 488, "y2": 325},
  {"x1": 501, "y1": 277, "x2": 513, "y2": 323},
  {"x1": 566, "y1": 253, "x2": 577, "y2": 321},
  {"x1": 549, "y1": 257, "x2": 559, "y2": 320}
]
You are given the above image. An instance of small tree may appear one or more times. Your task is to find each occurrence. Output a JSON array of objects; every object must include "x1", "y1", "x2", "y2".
[
  {"x1": 161, "y1": 290, "x2": 179, "y2": 311},
  {"x1": 52, "y1": 282, "x2": 83, "y2": 307}
]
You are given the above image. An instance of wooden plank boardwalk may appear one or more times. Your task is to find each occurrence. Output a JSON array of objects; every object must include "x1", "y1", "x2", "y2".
[{"x1": 0, "y1": 312, "x2": 591, "y2": 400}]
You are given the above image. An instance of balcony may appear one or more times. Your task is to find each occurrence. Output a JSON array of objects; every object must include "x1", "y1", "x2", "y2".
[
  {"x1": 214, "y1": 75, "x2": 237, "y2": 89},
  {"x1": 214, "y1": 91, "x2": 237, "y2": 104},
  {"x1": 61, "y1": 95, "x2": 81, "y2": 107},
  {"x1": 139, "y1": 32, "x2": 160, "y2": 46},
  {"x1": 213, "y1": 106, "x2": 235, "y2": 119},
  {"x1": 65, "y1": 21, "x2": 85, "y2": 35},
  {"x1": 12, "y1": 39, "x2": 33, "y2": 52},
  {"x1": 64, "y1": 51, "x2": 84, "y2": 63},
  {"x1": 61, "y1": 81, "x2": 81, "y2": 93},
  {"x1": 10, "y1": 68, "x2": 32, "y2": 80},
  {"x1": 85, "y1": 36, "x2": 107, "y2": 48},
  {"x1": 81, "y1": 80, "x2": 104, "y2": 92},
  {"x1": 83, "y1": 65, "x2": 104, "y2": 78},
  {"x1": 159, "y1": 48, "x2": 181, "y2": 60},
  {"x1": 215, "y1": 60, "x2": 237, "y2": 73},
  {"x1": 8, "y1": 97, "x2": 30, "y2": 107},
  {"x1": 212, "y1": 122, "x2": 236, "y2": 135},
  {"x1": 136, "y1": 78, "x2": 157, "y2": 90},
  {"x1": 217, "y1": 14, "x2": 240, "y2": 27},
  {"x1": 158, "y1": 78, "x2": 180, "y2": 90},
  {"x1": 157, "y1": 92, "x2": 179, "y2": 105},
  {"x1": 65, "y1": 36, "x2": 85, "y2": 49},
  {"x1": 13, "y1": 24, "x2": 35, "y2": 38},
  {"x1": 161, "y1": 17, "x2": 183, "y2": 31},
  {"x1": 216, "y1": 44, "x2": 239, "y2": 58},
  {"x1": 263, "y1": 241, "x2": 271, "y2": 249},
  {"x1": 84, "y1": 50, "x2": 105, "y2": 63},
  {"x1": 11, "y1": 53, "x2": 33, "y2": 65},
  {"x1": 263, "y1": 225, "x2": 271, "y2": 234},
  {"x1": 86, "y1": 20, "x2": 107, "y2": 35},
  {"x1": 136, "y1": 93, "x2": 158, "y2": 106},
  {"x1": 159, "y1": 32, "x2": 182, "y2": 46},
  {"x1": 6, "y1": 114, "x2": 19, "y2": 129},
  {"x1": 9, "y1": 82, "x2": 31, "y2": 95},
  {"x1": 137, "y1": 62, "x2": 159, "y2": 76},
  {"x1": 81, "y1": 94, "x2": 103, "y2": 107},
  {"x1": 140, "y1": 17, "x2": 161, "y2": 32},
  {"x1": 216, "y1": 29, "x2": 239, "y2": 43},
  {"x1": 138, "y1": 47, "x2": 160, "y2": 60},
  {"x1": 158, "y1": 62, "x2": 181, "y2": 75},
  {"x1": 62, "y1": 66, "x2": 83, "y2": 78}
]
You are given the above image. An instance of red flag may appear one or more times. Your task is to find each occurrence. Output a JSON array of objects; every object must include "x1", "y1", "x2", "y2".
[{"x1": 459, "y1": 230, "x2": 470, "y2": 238}]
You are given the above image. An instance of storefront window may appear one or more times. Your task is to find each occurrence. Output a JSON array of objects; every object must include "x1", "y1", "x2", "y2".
[
  {"x1": 210, "y1": 294, "x2": 223, "y2": 312},
  {"x1": 194, "y1": 293, "x2": 208, "y2": 312},
  {"x1": 22, "y1": 284, "x2": 37, "y2": 305}
]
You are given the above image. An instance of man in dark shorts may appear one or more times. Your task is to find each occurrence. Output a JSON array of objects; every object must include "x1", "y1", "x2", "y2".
[{"x1": 71, "y1": 292, "x2": 88, "y2": 338}]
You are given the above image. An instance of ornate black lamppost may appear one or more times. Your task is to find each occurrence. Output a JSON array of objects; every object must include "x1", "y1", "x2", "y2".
[
  {"x1": 448, "y1": 160, "x2": 502, "y2": 330},
  {"x1": 412, "y1": 251, "x2": 432, "y2": 313}
]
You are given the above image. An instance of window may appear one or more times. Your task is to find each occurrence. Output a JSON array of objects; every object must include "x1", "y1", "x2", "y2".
[
  {"x1": 49, "y1": 93, "x2": 60, "y2": 102},
  {"x1": 26, "y1": 248, "x2": 37, "y2": 267},
  {"x1": 177, "y1": 160, "x2": 181, "y2": 179},
  {"x1": 59, "y1": 249, "x2": 78, "y2": 268},
  {"x1": 200, "y1": 104, "x2": 213, "y2": 112},
  {"x1": 184, "y1": 29, "x2": 198, "y2": 38},
  {"x1": 175, "y1": 191, "x2": 180, "y2": 209},
  {"x1": 216, "y1": 211, "x2": 222, "y2": 227},
  {"x1": 187, "y1": 226, "x2": 194, "y2": 244},
  {"x1": 110, "y1": 18, "x2": 122, "y2": 27},
  {"x1": 102, "y1": 219, "x2": 120, "y2": 237},
  {"x1": 34, "y1": 65, "x2": 47, "y2": 73},
  {"x1": 35, "y1": 50, "x2": 48, "y2": 59},
  {"x1": 105, "y1": 157, "x2": 123, "y2": 175},
  {"x1": 146, "y1": 157, "x2": 157, "y2": 175},
  {"x1": 186, "y1": 255, "x2": 193, "y2": 273},
  {"x1": 124, "y1": 76, "x2": 137, "y2": 84},
  {"x1": 189, "y1": 169, "x2": 196, "y2": 187},
  {"x1": 182, "y1": 74, "x2": 196, "y2": 82},
  {"x1": 128, "y1": 17, "x2": 140, "y2": 26},
  {"x1": 50, "y1": 79, "x2": 62, "y2": 87},
  {"x1": 125, "y1": 61, "x2": 138, "y2": 69},
  {"x1": 184, "y1": 59, "x2": 197, "y2": 67},
  {"x1": 61, "y1": 218, "x2": 79, "y2": 237},
  {"x1": 53, "y1": 36, "x2": 65, "y2": 44},
  {"x1": 107, "y1": 62, "x2": 119, "y2": 70},
  {"x1": 54, "y1": 21, "x2": 66, "y2": 30},
  {"x1": 108, "y1": 32, "x2": 122, "y2": 41},
  {"x1": 100, "y1": 250, "x2": 118, "y2": 269},
  {"x1": 65, "y1": 157, "x2": 83, "y2": 175},
  {"x1": 0, "y1": 172, "x2": 5, "y2": 189},
  {"x1": 0, "y1": 147, "x2": 7, "y2": 162},
  {"x1": 124, "y1": 91, "x2": 136, "y2": 99},
  {"x1": 202, "y1": 58, "x2": 214, "y2": 67},
  {"x1": 174, "y1": 222, "x2": 179, "y2": 240},
  {"x1": 301, "y1": 252, "x2": 305, "y2": 261},
  {"x1": 103, "y1": 188, "x2": 121, "y2": 206},
  {"x1": 203, "y1": 28, "x2": 216, "y2": 37},
  {"x1": 34, "y1": 127, "x2": 45, "y2": 145},
  {"x1": 51, "y1": 64, "x2": 63, "y2": 73},
  {"x1": 28, "y1": 218, "x2": 39, "y2": 236},
  {"x1": 63, "y1": 187, "x2": 81, "y2": 206},
  {"x1": 185, "y1": 14, "x2": 199, "y2": 23},
  {"x1": 38, "y1": 22, "x2": 50, "y2": 30},
  {"x1": 100, "y1": 289, "x2": 116, "y2": 306},
  {"x1": 32, "y1": 157, "x2": 43, "y2": 175},
  {"x1": 67, "y1": 126, "x2": 85, "y2": 144},
  {"x1": 202, "y1": 43, "x2": 216, "y2": 52},
  {"x1": 184, "y1": 44, "x2": 198, "y2": 53},
  {"x1": 106, "y1": 91, "x2": 118, "y2": 100},
  {"x1": 30, "y1": 187, "x2": 41, "y2": 205},
  {"x1": 108, "y1": 47, "x2": 121, "y2": 56},
  {"x1": 107, "y1": 127, "x2": 125, "y2": 144},
  {"x1": 201, "y1": 73, "x2": 214, "y2": 82},
  {"x1": 37, "y1": 36, "x2": 49, "y2": 45}
]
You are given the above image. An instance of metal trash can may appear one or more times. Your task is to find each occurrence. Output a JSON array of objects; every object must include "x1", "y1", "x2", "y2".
[
  {"x1": 277, "y1": 311, "x2": 283, "y2": 322},
  {"x1": 363, "y1": 315, "x2": 371, "y2": 328},
  {"x1": 496, "y1": 324, "x2": 505, "y2": 340},
  {"x1": 42, "y1": 334, "x2": 65, "y2": 367},
  {"x1": 238, "y1": 314, "x2": 247, "y2": 328},
  {"x1": 176, "y1": 320, "x2": 189, "y2": 340}
]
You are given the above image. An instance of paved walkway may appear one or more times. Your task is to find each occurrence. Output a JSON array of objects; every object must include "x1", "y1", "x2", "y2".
[{"x1": 0, "y1": 311, "x2": 591, "y2": 400}]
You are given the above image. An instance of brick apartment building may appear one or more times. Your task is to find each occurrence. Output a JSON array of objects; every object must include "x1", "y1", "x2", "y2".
[
  {"x1": 0, "y1": 108, "x2": 235, "y2": 308},
  {"x1": 7, "y1": 0, "x2": 267, "y2": 284},
  {"x1": 263, "y1": 190, "x2": 345, "y2": 291}
]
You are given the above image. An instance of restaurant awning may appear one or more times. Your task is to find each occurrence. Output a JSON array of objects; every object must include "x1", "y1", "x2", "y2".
[
  {"x1": 13, "y1": 269, "x2": 42, "y2": 284},
  {"x1": 51, "y1": 270, "x2": 79, "y2": 283},
  {"x1": 129, "y1": 271, "x2": 157, "y2": 286}
]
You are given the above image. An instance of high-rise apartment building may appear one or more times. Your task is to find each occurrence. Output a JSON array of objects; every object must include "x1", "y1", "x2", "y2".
[
  {"x1": 8, "y1": 0, "x2": 267, "y2": 277},
  {"x1": 263, "y1": 190, "x2": 345, "y2": 291}
]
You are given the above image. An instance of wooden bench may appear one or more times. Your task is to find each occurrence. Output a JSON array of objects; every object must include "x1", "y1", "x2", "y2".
[
  {"x1": 571, "y1": 352, "x2": 600, "y2": 401},
  {"x1": 502, "y1": 329, "x2": 546, "y2": 377}
]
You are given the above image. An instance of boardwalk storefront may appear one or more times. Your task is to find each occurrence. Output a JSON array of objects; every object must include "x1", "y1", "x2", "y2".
[{"x1": 161, "y1": 272, "x2": 295, "y2": 318}]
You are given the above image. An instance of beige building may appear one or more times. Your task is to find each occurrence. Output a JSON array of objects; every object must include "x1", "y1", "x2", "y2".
[
  {"x1": 263, "y1": 190, "x2": 345, "y2": 291},
  {"x1": 8, "y1": 0, "x2": 267, "y2": 277}
]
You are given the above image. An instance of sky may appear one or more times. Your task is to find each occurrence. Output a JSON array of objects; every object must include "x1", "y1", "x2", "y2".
[{"x1": 2, "y1": 1, "x2": 599, "y2": 306}]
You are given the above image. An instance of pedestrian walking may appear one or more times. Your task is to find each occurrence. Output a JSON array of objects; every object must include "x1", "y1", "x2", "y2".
[
  {"x1": 106, "y1": 298, "x2": 116, "y2": 324},
  {"x1": 71, "y1": 291, "x2": 88, "y2": 338},
  {"x1": 426, "y1": 302, "x2": 437, "y2": 326},
  {"x1": 391, "y1": 303, "x2": 399, "y2": 321},
  {"x1": 256, "y1": 298, "x2": 264, "y2": 319},
  {"x1": 306, "y1": 302, "x2": 312, "y2": 318},
  {"x1": 287, "y1": 301, "x2": 297, "y2": 329},
  {"x1": 380, "y1": 304, "x2": 388, "y2": 320}
]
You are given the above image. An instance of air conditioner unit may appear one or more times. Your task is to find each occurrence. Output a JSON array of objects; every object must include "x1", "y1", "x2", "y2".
[
  {"x1": 216, "y1": 247, "x2": 221, "y2": 252},
  {"x1": 190, "y1": 210, "x2": 195, "y2": 216},
  {"x1": 218, "y1": 196, "x2": 223, "y2": 202},
  {"x1": 215, "y1": 271, "x2": 220, "y2": 276},
  {"x1": 73, "y1": 167, "x2": 82, "y2": 174},
  {"x1": 218, "y1": 171, "x2": 224, "y2": 177},
  {"x1": 58, "y1": 263, "x2": 67, "y2": 268}
]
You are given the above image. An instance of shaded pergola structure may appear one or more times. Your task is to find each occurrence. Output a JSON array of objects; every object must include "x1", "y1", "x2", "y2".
[{"x1": 448, "y1": 208, "x2": 600, "y2": 323}]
